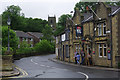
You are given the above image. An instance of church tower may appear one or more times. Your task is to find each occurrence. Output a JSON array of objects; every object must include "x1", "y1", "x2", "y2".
[{"x1": 48, "y1": 15, "x2": 56, "y2": 30}]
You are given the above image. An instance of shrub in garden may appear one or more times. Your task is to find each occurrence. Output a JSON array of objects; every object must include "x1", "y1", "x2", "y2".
[
  {"x1": 16, "y1": 41, "x2": 34, "y2": 55},
  {"x1": 34, "y1": 40, "x2": 53, "y2": 54},
  {"x1": 2, "y1": 47, "x2": 13, "y2": 55}
]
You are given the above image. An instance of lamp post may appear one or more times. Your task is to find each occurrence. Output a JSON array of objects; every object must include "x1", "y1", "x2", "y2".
[{"x1": 7, "y1": 16, "x2": 11, "y2": 52}]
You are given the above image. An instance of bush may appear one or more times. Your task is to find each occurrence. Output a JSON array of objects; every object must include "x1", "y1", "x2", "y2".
[
  {"x1": 15, "y1": 41, "x2": 34, "y2": 55},
  {"x1": 34, "y1": 40, "x2": 53, "y2": 54},
  {"x1": 2, "y1": 47, "x2": 13, "y2": 55}
]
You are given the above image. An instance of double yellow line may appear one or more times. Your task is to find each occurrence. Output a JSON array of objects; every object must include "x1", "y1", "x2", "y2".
[{"x1": 0, "y1": 64, "x2": 28, "y2": 79}]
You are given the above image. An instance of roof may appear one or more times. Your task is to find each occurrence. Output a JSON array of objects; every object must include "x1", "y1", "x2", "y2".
[
  {"x1": 14, "y1": 30, "x2": 33, "y2": 38},
  {"x1": 82, "y1": 13, "x2": 93, "y2": 23},
  {"x1": 27, "y1": 32, "x2": 43, "y2": 39},
  {"x1": 111, "y1": 6, "x2": 120, "y2": 16}
]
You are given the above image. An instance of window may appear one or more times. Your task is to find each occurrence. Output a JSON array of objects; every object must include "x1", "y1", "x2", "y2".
[
  {"x1": 18, "y1": 44, "x2": 20, "y2": 48},
  {"x1": 22, "y1": 38, "x2": 24, "y2": 41},
  {"x1": 103, "y1": 23, "x2": 106, "y2": 35},
  {"x1": 30, "y1": 38, "x2": 33, "y2": 41},
  {"x1": 26, "y1": 38, "x2": 28, "y2": 41},
  {"x1": 87, "y1": 45, "x2": 91, "y2": 54},
  {"x1": 56, "y1": 37, "x2": 58, "y2": 44},
  {"x1": 65, "y1": 45, "x2": 69, "y2": 58},
  {"x1": 103, "y1": 44, "x2": 107, "y2": 57},
  {"x1": 56, "y1": 48, "x2": 58, "y2": 56},
  {"x1": 65, "y1": 31, "x2": 69, "y2": 41},
  {"x1": 98, "y1": 44, "x2": 107, "y2": 57},
  {"x1": 99, "y1": 44, "x2": 102, "y2": 57},
  {"x1": 98, "y1": 24, "x2": 102, "y2": 36},
  {"x1": 30, "y1": 44, "x2": 33, "y2": 47},
  {"x1": 51, "y1": 20, "x2": 53, "y2": 23}
]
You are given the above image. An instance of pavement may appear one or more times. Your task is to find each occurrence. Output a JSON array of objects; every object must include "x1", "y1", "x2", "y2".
[
  {"x1": 49, "y1": 58, "x2": 120, "y2": 72},
  {"x1": 0, "y1": 64, "x2": 20, "y2": 78}
]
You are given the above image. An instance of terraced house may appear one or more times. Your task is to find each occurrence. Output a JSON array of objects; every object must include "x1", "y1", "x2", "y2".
[{"x1": 55, "y1": 2, "x2": 120, "y2": 68}]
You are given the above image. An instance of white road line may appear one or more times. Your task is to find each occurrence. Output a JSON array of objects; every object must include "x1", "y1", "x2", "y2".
[
  {"x1": 46, "y1": 66, "x2": 49, "y2": 67},
  {"x1": 52, "y1": 67, "x2": 56, "y2": 68},
  {"x1": 77, "y1": 72, "x2": 89, "y2": 80},
  {"x1": 31, "y1": 59, "x2": 38, "y2": 64},
  {"x1": 40, "y1": 65, "x2": 45, "y2": 67}
]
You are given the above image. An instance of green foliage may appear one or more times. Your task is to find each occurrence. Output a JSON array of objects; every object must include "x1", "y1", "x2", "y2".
[
  {"x1": 58, "y1": 14, "x2": 72, "y2": 28},
  {"x1": 16, "y1": 41, "x2": 34, "y2": 55},
  {"x1": 2, "y1": 47, "x2": 13, "y2": 55},
  {"x1": 2, "y1": 5, "x2": 48, "y2": 33},
  {"x1": 54, "y1": 14, "x2": 71, "y2": 36},
  {"x1": 42, "y1": 24, "x2": 53, "y2": 41},
  {"x1": 34, "y1": 40, "x2": 54, "y2": 54},
  {"x1": 2, "y1": 26, "x2": 19, "y2": 50}
]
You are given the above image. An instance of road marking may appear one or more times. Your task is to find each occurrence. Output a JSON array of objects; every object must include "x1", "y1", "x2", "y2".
[
  {"x1": 31, "y1": 59, "x2": 38, "y2": 64},
  {"x1": 51, "y1": 67, "x2": 56, "y2": 68},
  {"x1": 77, "y1": 72, "x2": 89, "y2": 80},
  {"x1": 46, "y1": 66, "x2": 49, "y2": 67},
  {"x1": 1, "y1": 65, "x2": 28, "y2": 79},
  {"x1": 40, "y1": 65, "x2": 45, "y2": 67}
]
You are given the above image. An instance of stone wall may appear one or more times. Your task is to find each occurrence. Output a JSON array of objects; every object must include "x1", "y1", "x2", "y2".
[{"x1": 2, "y1": 55, "x2": 13, "y2": 71}]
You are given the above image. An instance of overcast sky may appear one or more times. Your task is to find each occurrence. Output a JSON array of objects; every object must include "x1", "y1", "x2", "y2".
[{"x1": 0, "y1": 0, "x2": 80, "y2": 22}]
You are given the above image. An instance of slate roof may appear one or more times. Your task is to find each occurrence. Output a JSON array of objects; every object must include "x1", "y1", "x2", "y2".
[
  {"x1": 111, "y1": 6, "x2": 120, "y2": 16},
  {"x1": 27, "y1": 32, "x2": 43, "y2": 39},
  {"x1": 82, "y1": 13, "x2": 93, "y2": 23},
  {"x1": 14, "y1": 30, "x2": 33, "y2": 38}
]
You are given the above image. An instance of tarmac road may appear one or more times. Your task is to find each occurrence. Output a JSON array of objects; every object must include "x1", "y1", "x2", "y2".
[{"x1": 12, "y1": 54, "x2": 119, "y2": 80}]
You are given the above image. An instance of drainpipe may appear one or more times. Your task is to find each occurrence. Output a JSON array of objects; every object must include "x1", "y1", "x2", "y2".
[{"x1": 110, "y1": 15, "x2": 113, "y2": 68}]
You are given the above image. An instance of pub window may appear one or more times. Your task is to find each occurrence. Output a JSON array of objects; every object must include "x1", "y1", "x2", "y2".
[
  {"x1": 65, "y1": 45, "x2": 69, "y2": 58},
  {"x1": 99, "y1": 44, "x2": 102, "y2": 57},
  {"x1": 103, "y1": 44, "x2": 107, "y2": 57},
  {"x1": 103, "y1": 23, "x2": 106, "y2": 35},
  {"x1": 98, "y1": 24, "x2": 102, "y2": 36}
]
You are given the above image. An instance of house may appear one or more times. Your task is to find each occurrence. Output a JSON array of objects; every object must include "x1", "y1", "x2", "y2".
[
  {"x1": 56, "y1": 8, "x2": 83, "y2": 62},
  {"x1": 27, "y1": 32, "x2": 43, "y2": 45},
  {"x1": 55, "y1": 2, "x2": 120, "y2": 68},
  {"x1": 14, "y1": 30, "x2": 34, "y2": 48}
]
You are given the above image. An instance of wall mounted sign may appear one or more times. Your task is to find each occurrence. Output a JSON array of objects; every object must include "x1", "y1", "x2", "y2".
[{"x1": 76, "y1": 25, "x2": 83, "y2": 37}]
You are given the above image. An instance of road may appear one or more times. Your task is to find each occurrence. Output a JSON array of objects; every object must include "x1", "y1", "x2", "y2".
[{"x1": 12, "y1": 54, "x2": 119, "y2": 80}]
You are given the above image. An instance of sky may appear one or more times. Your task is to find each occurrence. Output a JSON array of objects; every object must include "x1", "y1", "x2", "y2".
[{"x1": 0, "y1": 0, "x2": 80, "y2": 22}]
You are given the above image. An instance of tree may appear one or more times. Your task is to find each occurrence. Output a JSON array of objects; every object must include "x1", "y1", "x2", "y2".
[
  {"x1": 42, "y1": 24, "x2": 53, "y2": 41},
  {"x1": 2, "y1": 5, "x2": 24, "y2": 30},
  {"x1": 2, "y1": 26, "x2": 19, "y2": 50},
  {"x1": 58, "y1": 14, "x2": 72, "y2": 27},
  {"x1": 34, "y1": 40, "x2": 53, "y2": 54},
  {"x1": 2, "y1": 5, "x2": 48, "y2": 33},
  {"x1": 54, "y1": 14, "x2": 72, "y2": 36}
]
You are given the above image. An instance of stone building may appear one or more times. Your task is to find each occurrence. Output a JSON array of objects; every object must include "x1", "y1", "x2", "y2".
[
  {"x1": 48, "y1": 15, "x2": 56, "y2": 31},
  {"x1": 55, "y1": 2, "x2": 120, "y2": 68},
  {"x1": 15, "y1": 30, "x2": 34, "y2": 48},
  {"x1": 56, "y1": 8, "x2": 83, "y2": 62},
  {"x1": 27, "y1": 32, "x2": 43, "y2": 46}
]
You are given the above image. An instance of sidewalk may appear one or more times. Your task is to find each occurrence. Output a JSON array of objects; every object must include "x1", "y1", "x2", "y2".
[
  {"x1": 0, "y1": 64, "x2": 20, "y2": 78},
  {"x1": 49, "y1": 58, "x2": 120, "y2": 72}
]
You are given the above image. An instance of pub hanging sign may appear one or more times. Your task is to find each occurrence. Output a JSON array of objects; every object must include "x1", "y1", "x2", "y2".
[{"x1": 76, "y1": 25, "x2": 83, "y2": 37}]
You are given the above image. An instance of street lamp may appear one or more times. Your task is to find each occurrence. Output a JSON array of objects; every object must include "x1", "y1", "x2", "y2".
[{"x1": 7, "y1": 16, "x2": 11, "y2": 52}]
